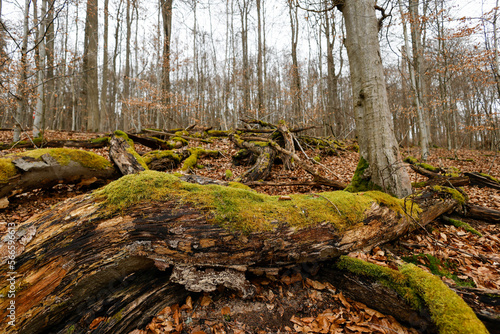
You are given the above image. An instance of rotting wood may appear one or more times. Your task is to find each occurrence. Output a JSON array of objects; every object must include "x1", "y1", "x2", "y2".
[
  {"x1": 0, "y1": 137, "x2": 110, "y2": 150},
  {"x1": 109, "y1": 133, "x2": 146, "y2": 175},
  {"x1": 0, "y1": 175, "x2": 458, "y2": 333},
  {"x1": 465, "y1": 172, "x2": 500, "y2": 190},
  {"x1": 466, "y1": 204, "x2": 500, "y2": 223},
  {"x1": 0, "y1": 148, "x2": 117, "y2": 201}
]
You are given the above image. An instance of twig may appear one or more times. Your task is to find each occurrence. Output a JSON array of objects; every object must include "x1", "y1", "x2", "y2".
[{"x1": 314, "y1": 194, "x2": 342, "y2": 216}]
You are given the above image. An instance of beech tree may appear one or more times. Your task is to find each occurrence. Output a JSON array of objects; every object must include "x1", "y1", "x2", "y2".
[{"x1": 339, "y1": 0, "x2": 412, "y2": 198}]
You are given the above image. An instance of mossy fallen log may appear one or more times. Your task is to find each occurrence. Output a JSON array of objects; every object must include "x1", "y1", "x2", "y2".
[
  {"x1": 322, "y1": 256, "x2": 488, "y2": 334},
  {"x1": 465, "y1": 172, "x2": 500, "y2": 190},
  {"x1": 0, "y1": 148, "x2": 117, "y2": 201},
  {"x1": 0, "y1": 171, "x2": 460, "y2": 333},
  {"x1": 109, "y1": 131, "x2": 148, "y2": 175},
  {"x1": 0, "y1": 137, "x2": 110, "y2": 151}
]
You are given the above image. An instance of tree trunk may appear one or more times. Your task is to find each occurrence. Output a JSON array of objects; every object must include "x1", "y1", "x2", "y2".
[
  {"x1": 101, "y1": 0, "x2": 109, "y2": 132},
  {"x1": 83, "y1": 0, "x2": 99, "y2": 131},
  {"x1": 33, "y1": 0, "x2": 47, "y2": 138},
  {"x1": 341, "y1": 0, "x2": 412, "y2": 198},
  {"x1": 13, "y1": 0, "x2": 30, "y2": 142},
  {"x1": 0, "y1": 174, "x2": 458, "y2": 333},
  {"x1": 256, "y1": 0, "x2": 264, "y2": 117},
  {"x1": 160, "y1": 0, "x2": 173, "y2": 123}
]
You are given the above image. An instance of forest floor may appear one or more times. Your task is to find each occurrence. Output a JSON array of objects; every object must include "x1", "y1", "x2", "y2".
[{"x1": 0, "y1": 130, "x2": 499, "y2": 334}]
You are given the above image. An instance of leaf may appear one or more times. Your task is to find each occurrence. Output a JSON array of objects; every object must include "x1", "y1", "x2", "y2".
[
  {"x1": 221, "y1": 306, "x2": 231, "y2": 316},
  {"x1": 200, "y1": 295, "x2": 212, "y2": 307},
  {"x1": 305, "y1": 277, "x2": 326, "y2": 290}
]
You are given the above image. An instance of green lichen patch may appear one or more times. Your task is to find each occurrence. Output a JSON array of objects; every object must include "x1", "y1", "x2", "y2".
[
  {"x1": 0, "y1": 158, "x2": 17, "y2": 183},
  {"x1": 113, "y1": 131, "x2": 148, "y2": 170},
  {"x1": 445, "y1": 218, "x2": 482, "y2": 237},
  {"x1": 345, "y1": 157, "x2": 383, "y2": 193},
  {"x1": 401, "y1": 264, "x2": 488, "y2": 334},
  {"x1": 10, "y1": 148, "x2": 112, "y2": 170},
  {"x1": 402, "y1": 254, "x2": 476, "y2": 287},
  {"x1": 432, "y1": 186, "x2": 467, "y2": 205},
  {"x1": 225, "y1": 169, "x2": 233, "y2": 180},
  {"x1": 170, "y1": 136, "x2": 189, "y2": 146},
  {"x1": 181, "y1": 147, "x2": 219, "y2": 171},
  {"x1": 94, "y1": 171, "x2": 418, "y2": 233}
]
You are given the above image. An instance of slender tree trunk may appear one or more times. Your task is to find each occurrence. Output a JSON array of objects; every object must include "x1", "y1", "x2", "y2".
[
  {"x1": 45, "y1": 0, "x2": 55, "y2": 130},
  {"x1": 111, "y1": 0, "x2": 123, "y2": 131},
  {"x1": 160, "y1": 0, "x2": 173, "y2": 126},
  {"x1": 13, "y1": 0, "x2": 30, "y2": 142},
  {"x1": 33, "y1": 0, "x2": 47, "y2": 138},
  {"x1": 238, "y1": 0, "x2": 251, "y2": 118},
  {"x1": 100, "y1": 0, "x2": 109, "y2": 132},
  {"x1": 256, "y1": 0, "x2": 264, "y2": 117},
  {"x1": 341, "y1": 0, "x2": 412, "y2": 198},
  {"x1": 83, "y1": 0, "x2": 99, "y2": 131},
  {"x1": 288, "y1": 0, "x2": 301, "y2": 123}
]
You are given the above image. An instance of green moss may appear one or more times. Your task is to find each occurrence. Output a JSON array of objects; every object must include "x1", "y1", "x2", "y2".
[
  {"x1": 225, "y1": 169, "x2": 233, "y2": 180},
  {"x1": 404, "y1": 156, "x2": 418, "y2": 164},
  {"x1": 0, "y1": 158, "x2": 17, "y2": 183},
  {"x1": 175, "y1": 130, "x2": 189, "y2": 137},
  {"x1": 401, "y1": 264, "x2": 488, "y2": 334},
  {"x1": 170, "y1": 136, "x2": 189, "y2": 146},
  {"x1": 432, "y1": 186, "x2": 467, "y2": 205},
  {"x1": 181, "y1": 148, "x2": 201, "y2": 171},
  {"x1": 207, "y1": 130, "x2": 230, "y2": 137},
  {"x1": 90, "y1": 137, "x2": 110, "y2": 144},
  {"x1": 345, "y1": 157, "x2": 383, "y2": 193},
  {"x1": 478, "y1": 172, "x2": 500, "y2": 183},
  {"x1": 337, "y1": 257, "x2": 487, "y2": 333},
  {"x1": 93, "y1": 171, "x2": 419, "y2": 233},
  {"x1": 411, "y1": 181, "x2": 427, "y2": 188},
  {"x1": 66, "y1": 325, "x2": 75, "y2": 334},
  {"x1": 113, "y1": 131, "x2": 148, "y2": 170},
  {"x1": 313, "y1": 156, "x2": 321, "y2": 162},
  {"x1": 253, "y1": 141, "x2": 269, "y2": 147},
  {"x1": 336, "y1": 256, "x2": 423, "y2": 310},
  {"x1": 9, "y1": 148, "x2": 112, "y2": 170},
  {"x1": 416, "y1": 163, "x2": 440, "y2": 173},
  {"x1": 227, "y1": 181, "x2": 251, "y2": 190},
  {"x1": 403, "y1": 254, "x2": 476, "y2": 287},
  {"x1": 446, "y1": 218, "x2": 482, "y2": 237},
  {"x1": 142, "y1": 150, "x2": 181, "y2": 165}
]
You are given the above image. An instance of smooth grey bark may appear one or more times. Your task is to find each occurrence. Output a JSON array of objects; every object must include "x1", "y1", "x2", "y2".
[
  {"x1": 341, "y1": 0, "x2": 412, "y2": 198},
  {"x1": 287, "y1": 0, "x2": 302, "y2": 122},
  {"x1": 256, "y1": 0, "x2": 264, "y2": 117}
]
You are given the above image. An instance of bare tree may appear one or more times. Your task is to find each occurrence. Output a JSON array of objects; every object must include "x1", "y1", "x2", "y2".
[
  {"x1": 160, "y1": 0, "x2": 173, "y2": 125},
  {"x1": 82, "y1": 0, "x2": 99, "y2": 131},
  {"x1": 340, "y1": 0, "x2": 412, "y2": 197}
]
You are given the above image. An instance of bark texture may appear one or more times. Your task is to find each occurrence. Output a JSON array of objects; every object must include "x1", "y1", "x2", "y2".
[
  {"x1": 0, "y1": 173, "x2": 457, "y2": 333},
  {"x1": 342, "y1": 0, "x2": 412, "y2": 198}
]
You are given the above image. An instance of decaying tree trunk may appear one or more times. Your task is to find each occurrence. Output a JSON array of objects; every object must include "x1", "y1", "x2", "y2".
[
  {"x1": 0, "y1": 172, "x2": 467, "y2": 333},
  {"x1": 0, "y1": 137, "x2": 110, "y2": 150},
  {"x1": 465, "y1": 172, "x2": 500, "y2": 190},
  {"x1": 0, "y1": 148, "x2": 117, "y2": 203},
  {"x1": 231, "y1": 137, "x2": 276, "y2": 182},
  {"x1": 109, "y1": 132, "x2": 146, "y2": 175}
]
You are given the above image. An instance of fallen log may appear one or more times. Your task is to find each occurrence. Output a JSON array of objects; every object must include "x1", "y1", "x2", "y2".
[
  {"x1": 465, "y1": 172, "x2": 500, "y2": 190},
  {"x1": 0, "y1": 137, "x2": 110, "y2": 150},
  {"x1": 0, "y1": 148, "x2": 117, "y2": 203},
  {"x1": 0, "y1": 172, "x2": 461, "y2": 333},
  {"x1": 466, "y1": 204, "x2": 500, "y2": 223},
  {"x1": 109, "y1": 131, "x2": 148, "y2": 175},
  {"x1": 230, "y1": 135, "x2": 276, "y2": 182}
]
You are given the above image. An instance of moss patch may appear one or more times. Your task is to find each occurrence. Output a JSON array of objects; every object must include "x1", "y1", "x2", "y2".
[
  {"x1": 142, "y1": 150, "x2": 181, "y2": 165},
  {"x1": 345, "y1": 157, "x2": 383, "y2": 193},
  {"x1": 432, "y1": 186, "x2": 467, "y2": 205},
  {"x1": 478, "y1": 172, "x2": 500, "y2": 183},
  {"x1": 225, "y1": 169, "x2": 233, "y2": 180},
  {"x1": 401, "y1": 264, "x2": 488, "y2": 334},
  {"x1": 8, "y1": 148, "x2": 112, "y2": 171},
  {"x1": 90, "y1": 137, "x2": 110, "y2": 144},
  {"x1": 445, "y1": 218, "x2": 482, "y2": 237},
  {"x1": 416, "y1": 163, "x2": 440, "y2": 173},
  {"x1": 402, "y1": 254, "x2": 475, "y2": 287},
  {"x1": 94, "y1": 171, "x2": 418, "y2": 233},
  {"x1": 113, "y1": 131, "x2": 148, "y2": 170},
  {"x1": 337, "y1": 257, "x2": 487, "y2": 333},
  {"x1": 0, "y1": 158, "x2": 17, "y2": 183},
  {"x1": 404, "y1": 156, "x2": 418, "y2": 164}
]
